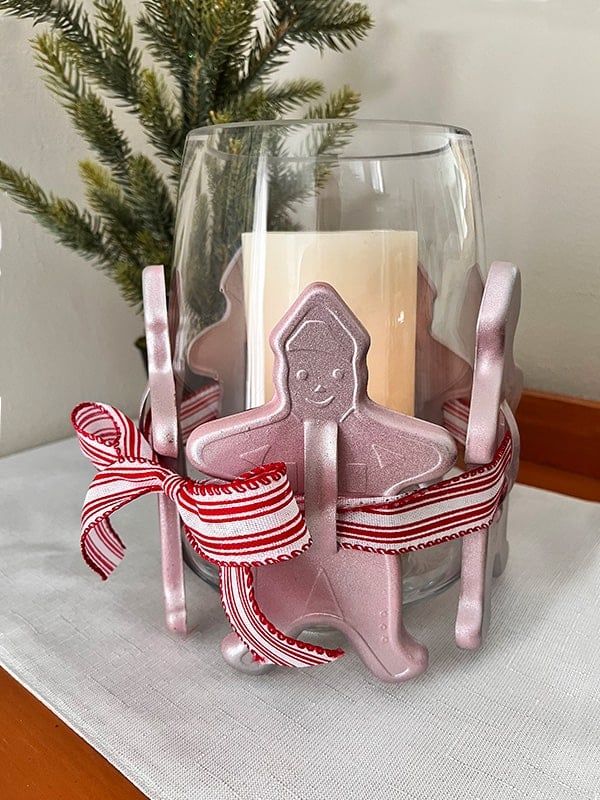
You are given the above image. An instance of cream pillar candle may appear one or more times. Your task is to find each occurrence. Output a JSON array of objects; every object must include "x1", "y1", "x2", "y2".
[{"x1": 242, "y1": 230, "x2": 418, "y2": 414}]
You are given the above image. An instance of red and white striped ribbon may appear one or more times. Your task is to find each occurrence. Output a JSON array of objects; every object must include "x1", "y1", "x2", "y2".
[
  {"x1": 71, "y1": 402, "x2": 342, "y2": 668},
  {"x1": 72, "y1": 391, "x2": 513, "y2": 669},
  {"x1": 336, "y1": 431, "x2": 511, "y2": 553},
  {"x1": 441, "y1": 397, "x2": 470, "y2": 446},
  {"x1": 219, "y1": 567, "x2": 343, "y2": 667}
]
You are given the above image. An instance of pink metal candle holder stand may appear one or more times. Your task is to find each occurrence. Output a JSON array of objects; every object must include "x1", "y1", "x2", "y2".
[{"x1": 72, "y1": 261, "x2": 521, "y2": 683}]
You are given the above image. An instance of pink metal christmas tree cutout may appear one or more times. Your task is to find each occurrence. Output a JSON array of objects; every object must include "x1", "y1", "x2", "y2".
[
  {"x1": 187, "y1": 251, "x2": 246, "y2": 417},
  {"x1": 415, "y1": 264, "x2": 483, "y2": 425},
  {"x1": 187, "y1": 282, "x2": 457, "y2": 682},
  {"x1": 140, "y1": 264, "x2": 187, "y2": 635}
]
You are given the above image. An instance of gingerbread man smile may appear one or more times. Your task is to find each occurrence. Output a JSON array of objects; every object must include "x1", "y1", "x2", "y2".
[{"x1": 306, "y1": 394, "x2": 334, "y2": 406}]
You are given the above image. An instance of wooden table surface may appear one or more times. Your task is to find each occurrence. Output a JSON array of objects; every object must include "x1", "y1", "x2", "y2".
[
  {"x1": 0, "y1": 669, "x2": 145, "y2": 800},
  {"x1": 1, "y1": 391, "x2": 598, "y2": 799}
]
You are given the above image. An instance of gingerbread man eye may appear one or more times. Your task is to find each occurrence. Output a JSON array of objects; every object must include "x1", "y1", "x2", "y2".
[
  {"x1": 296, "y1": 369, "x2": 308, "y2": 381},
  {"x1": 332, "y1": 368, "x2": 344, "y2": 380}
]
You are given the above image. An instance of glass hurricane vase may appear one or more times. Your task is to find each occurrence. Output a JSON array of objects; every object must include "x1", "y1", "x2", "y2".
[{"x1": 169, "y1": 119, "x2": 487, "y2": 603}]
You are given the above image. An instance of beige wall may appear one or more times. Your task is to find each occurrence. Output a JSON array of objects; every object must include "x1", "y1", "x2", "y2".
[
  {"x1": 0, "y1": 14, "x2": 146, "y2": 456},
  {"x1": 1, "y1": 1, "x2": 599, "y2": 455}
]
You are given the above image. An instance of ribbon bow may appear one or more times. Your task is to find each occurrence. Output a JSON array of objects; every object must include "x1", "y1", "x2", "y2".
[{"x1": 71, "y1": 402, "x2": 343, "y2": 668}]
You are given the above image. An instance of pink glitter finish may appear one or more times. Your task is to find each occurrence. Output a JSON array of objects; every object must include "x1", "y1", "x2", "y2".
[
  {"x1": 187, "y1": 283, "x2": 457, "y2": 682},
  {"x1": 455, "y1": 262, "x2": 522, "y2": 650},
  {"x1": 142, "y1": 265, "x2": 187, "y2": 635}
]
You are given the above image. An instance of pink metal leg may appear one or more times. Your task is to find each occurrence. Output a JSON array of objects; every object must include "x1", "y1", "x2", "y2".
[
  {"x1": 492, "y1": 501, "x2": 510, "y2": 578},
  {"x1": 492, "y1": 400, "x2": 520, "y2": 581},
  {"x1": 455, "y1": 262, "x2": 521, "y2": 650},
  {"x1": 142, "y1": 265, "x2": 187, "y2": 635}
]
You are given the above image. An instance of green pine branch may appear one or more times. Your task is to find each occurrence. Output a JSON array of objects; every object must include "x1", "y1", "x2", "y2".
[
  {"x1": 0, "y1": 0, "x2": 100, "y2": 57},
  {"x1": 286, "y1": 0, "x2": 373, "y2": 52},
  {"x1": 33, "y1": 32, "x2": 132, "y2": 180},
  {"x1": 240, "y1": 0, "x2": 372, "y2": 92},
  {"x1": 214, "y1": 78, "x2": 325, "y2": 124},
  {"x1": 0, "y1": 161, "x2": 112, "y2": 265},
  {"x1": 0, "y1": 0, "x2": 373, "y2": 339},
  {"x1": 92, "y1": 0, "x2": 141, "y2": 104},
  {"x1": 138, "y1": 68, "x2": 185, "y2": 171},
  {"x1": 124, "y1": 155, "x2": 175, "y2": 243},
  {"x1": 0, "y1": 0, "x2": 140, "y2": 104},
  {"x1": 79, "y1": 160, "x2": 144, "y2": 265},
  {"x1": 136, "y1": 0, "x2": 197, "y2": 88},
  {"x1": 305, "y1": 84, "x2": 360, "y2": 121}
]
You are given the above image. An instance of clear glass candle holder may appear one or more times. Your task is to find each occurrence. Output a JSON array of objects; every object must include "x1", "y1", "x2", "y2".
[{"x1": 170, "y1": 119, "x2": 486, "y2": 603}]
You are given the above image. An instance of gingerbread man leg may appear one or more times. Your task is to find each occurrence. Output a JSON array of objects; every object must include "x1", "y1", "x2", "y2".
[
  {"x1": 223, "y1": 551, "x2": 428, "y2": 682},
  {"x1": 323, "y1": 551, "x2": 428, "y2": 682}
]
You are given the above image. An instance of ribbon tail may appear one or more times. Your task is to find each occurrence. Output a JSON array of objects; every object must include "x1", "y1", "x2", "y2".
[
  {"x1": 219, "y1": 566, "x2": 344, "y2": 668},
  {"x1": 81, "y1": 517, "x2": 126, "y2": 580},
  {"x1": 80, "y1": 464, "x2": 170, "y2": 580}
]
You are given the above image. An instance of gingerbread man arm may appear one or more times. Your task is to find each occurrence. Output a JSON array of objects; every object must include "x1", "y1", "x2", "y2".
[
  {"x1": 187, "y1": 402, "x2": 288, "y2": 479},
  {"x1": 354, "y1": 401, "x2": 457, "y2": 496}
]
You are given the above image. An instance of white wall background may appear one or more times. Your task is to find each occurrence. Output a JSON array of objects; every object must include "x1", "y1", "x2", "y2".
[
  {"x1": 1, "y1": 0, "x2": 599, "y2": 456},
  {"x1": 0, "y1": 10, "x2": 147, "y2": 457}
]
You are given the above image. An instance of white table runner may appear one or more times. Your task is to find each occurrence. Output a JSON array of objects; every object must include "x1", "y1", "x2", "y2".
[{"x1": 0, "y1": 437, "x2": 599, "y2": 800}]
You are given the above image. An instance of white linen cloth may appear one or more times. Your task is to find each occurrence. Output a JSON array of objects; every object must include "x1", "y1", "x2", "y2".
[{"x1": 0, "y1": 437, "x2": 599, "y2": 800}]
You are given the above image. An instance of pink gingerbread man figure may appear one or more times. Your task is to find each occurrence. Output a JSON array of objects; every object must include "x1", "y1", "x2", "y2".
[{"x1": 187, "y1": 283, "x2": 457, "y2": 682}]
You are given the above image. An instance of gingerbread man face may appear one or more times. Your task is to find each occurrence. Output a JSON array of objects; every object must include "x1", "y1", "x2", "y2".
[{"x1": 285, "y1": 319, "x2": 355, "y2": 422}]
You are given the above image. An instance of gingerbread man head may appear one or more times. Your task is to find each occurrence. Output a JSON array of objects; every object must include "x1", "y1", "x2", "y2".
[{"x1": 270, "y1": 282, "x2": 370, "y2": 423}]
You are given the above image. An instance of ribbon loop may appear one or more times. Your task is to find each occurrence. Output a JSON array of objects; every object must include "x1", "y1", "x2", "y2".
[
  {"x1": 180, "y1": 464, "x2": 309, "y2": 567},
  {"x1": 162, "y1": 473, "x2": 191, "y2": 504},
  {"x1": 72, "y1": 402, "x2": 155, "y2": 468}
]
